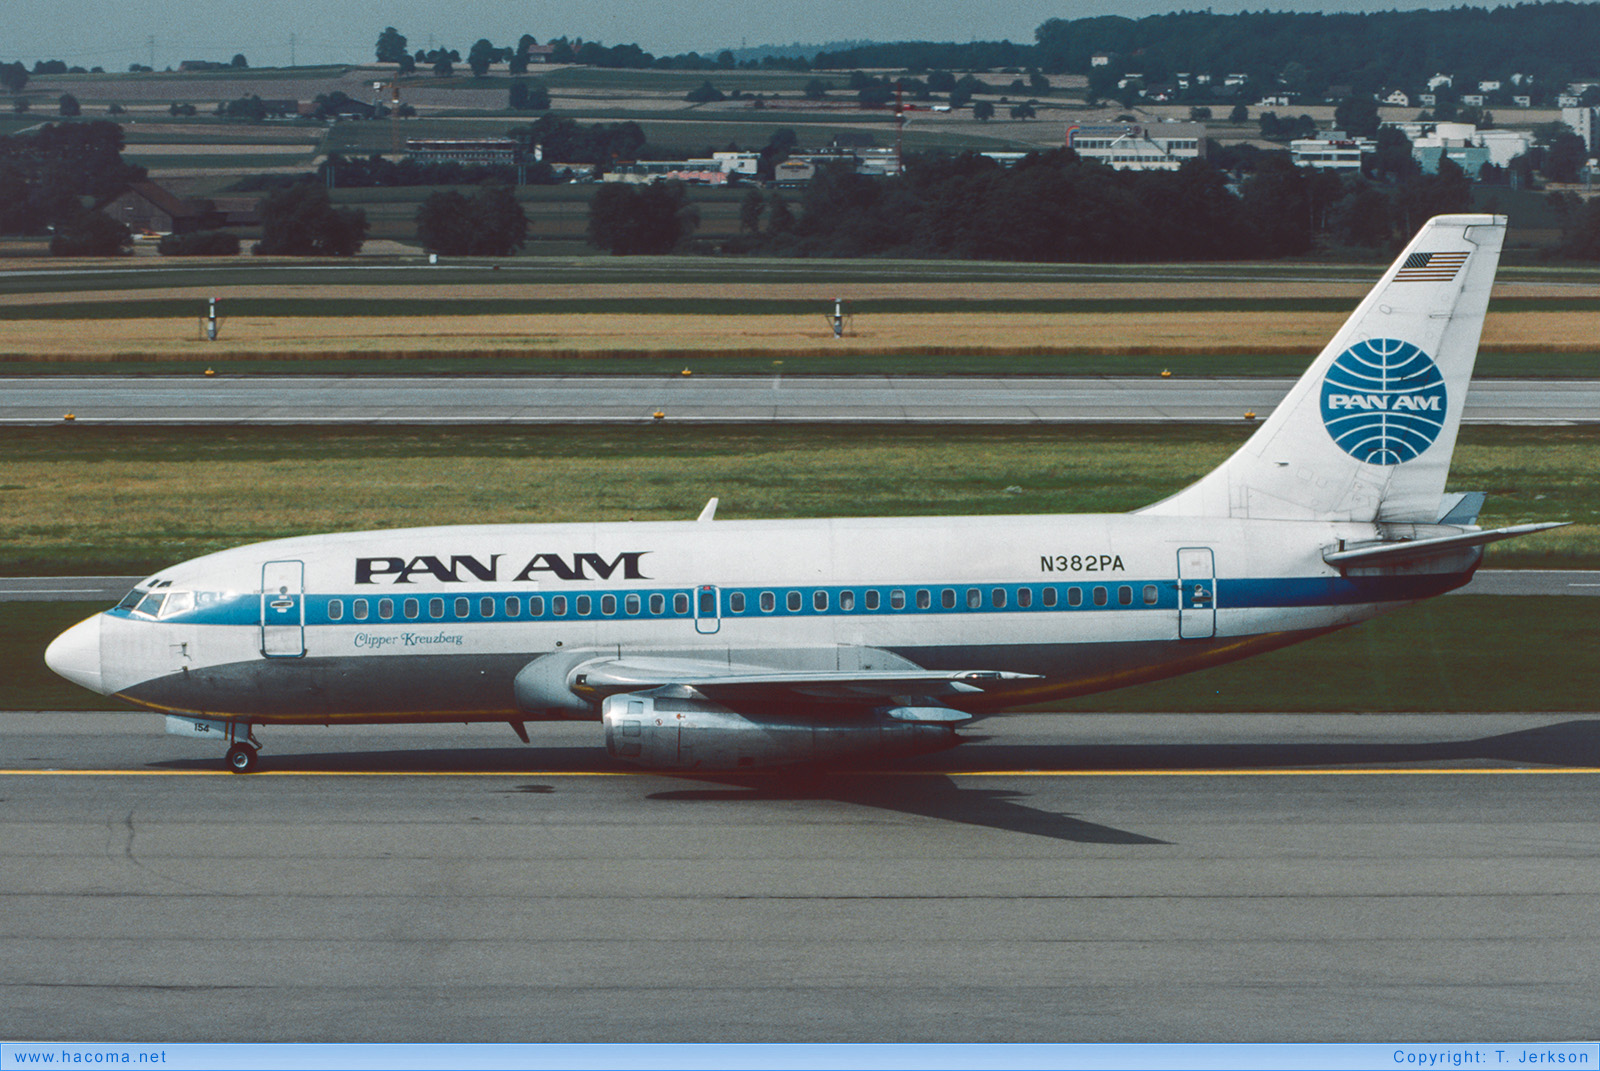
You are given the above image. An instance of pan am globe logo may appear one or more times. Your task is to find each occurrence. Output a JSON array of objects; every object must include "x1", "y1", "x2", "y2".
[{"x1": 1319, "y1": 338, "x2": 1448, "y2": 465}]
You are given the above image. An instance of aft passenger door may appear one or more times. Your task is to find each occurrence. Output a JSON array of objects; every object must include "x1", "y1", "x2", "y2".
[
  {"x1": 1177, "y1": 547, "x2": 1215, "y2": 640},
  {"x1": 261, "y1": 560, "x2": 305, "y2": 658}
]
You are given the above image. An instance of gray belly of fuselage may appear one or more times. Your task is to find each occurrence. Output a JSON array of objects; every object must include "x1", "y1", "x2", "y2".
[{"x1": 118, "y1": 632, "x2": 1327, "y2": 723}]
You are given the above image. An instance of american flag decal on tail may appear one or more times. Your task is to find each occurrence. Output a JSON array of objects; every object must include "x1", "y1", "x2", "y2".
[{"x1": 1393, "y1": 250, "x2": 1469, "y2": 282}]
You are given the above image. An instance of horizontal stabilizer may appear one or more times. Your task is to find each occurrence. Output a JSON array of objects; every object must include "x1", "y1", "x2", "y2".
[
  {"x1": 1323, "y1": 522, "x2": 1568, "y2": 567},
  {"x1": 571, "y1": 657, "x2": 1039, "y2": 699}
]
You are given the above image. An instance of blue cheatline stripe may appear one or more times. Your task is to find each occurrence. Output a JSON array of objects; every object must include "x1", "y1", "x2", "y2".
[{"x1": 106, "y1": 571, "x2": 1464, "y2": 630}]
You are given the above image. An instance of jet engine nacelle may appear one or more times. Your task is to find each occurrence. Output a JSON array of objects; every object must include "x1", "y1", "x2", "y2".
[{"x1": 601, "y1": 693, "x2": 962, "y2": 771}]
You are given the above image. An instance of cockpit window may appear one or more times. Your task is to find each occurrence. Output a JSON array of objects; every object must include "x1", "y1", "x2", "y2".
[
  {"x1": 160, "y1": 591, "x2": 194, "y2": 617},
  {"x1": 117, "y1": 589, "x2": 144, "y2": 611},
  {"x1": 135, "y1": 592, "x2": 167, "y2": 617}
]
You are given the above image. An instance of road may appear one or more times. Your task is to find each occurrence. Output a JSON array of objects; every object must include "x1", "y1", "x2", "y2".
[
  {"x1": 1, "y1": 710, "x2": 1595, "y2": 1042},
  {"x1": 6, "y1": 571, "x2": 1595, "y2": 603},
  {"x1": 3, "y1": 376, "x2": 1597, "y2": 425}
]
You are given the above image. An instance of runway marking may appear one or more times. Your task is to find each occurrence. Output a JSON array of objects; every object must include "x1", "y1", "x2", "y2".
[{"x1": 3, "y1": 766, "x2": 1600, "y2": 778}]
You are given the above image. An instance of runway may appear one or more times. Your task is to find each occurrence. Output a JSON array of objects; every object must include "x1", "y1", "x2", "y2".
[
  {"x1": 3, "y1": 710, "x2": 1596, "y2": 1042},
  {"x1": 3, "y1": 375, "x2": 1597, "y2": 425},
  {"x1": 6, "y1": 571, "x2": 1596, "y2": 603}
]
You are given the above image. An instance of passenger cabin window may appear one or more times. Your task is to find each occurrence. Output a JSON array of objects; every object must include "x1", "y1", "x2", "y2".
[
  {"x1": 649, "y1": 594, "x2": 664, "y2": 615},
  {"x1": 814, "y1": 590, "x2": 828, "y2": 612},
  {"x1": 353, "y1": 598, "x2": 369, "y2": 621},
  {"x1": 865, "y1": 590, "x2": 880, "y2": 611},
  {"x1": 760, "y1": 591, "x2": 775, "y2": 612},
  {"x1": 673, "y1": 593, "x2": 689, "y2": 615},
  {"x1": 507, "y1": 596, "x2": 522, "y2": 617},
  {"x1": 429, "y1": 597, "x2": 444, "y2": 619},
  {"x1": 1143, "y1": 584, "x2": 1159, "y2": 606},
  {"x1": 1118, "y1": 585, "x2": 1133, "y2": 606},
  {"x1": 729, "y1": 592, "x2": 746, "y2": 613},
  {"x1": 890, "y1": 590, "x2": 905, "y2": 610},
  {"x1": 941, "y1": 589, "x2": 956, "y2": 609},
  {"x1": 480, "y1": 597, "x2": 494, "y2": 617},
  {"x1": 1042, "y1": 587, "x2": 1058, "y2": 608},
  {"x1": 915, "y1": 589, "x2": 931, "y2": 610},
  {"x1": 787, "y1": 591, "x2": 802, "y2": 612},
  {"x1": 700, "y1": 589, "x2": 717, "y2": 615},
  {"x1": 1017, "y1": 588, "x2": 1032, "y2": 609},
  {"x1": 455, "y1": 597, "x2": 470, "y2": 618},
  {"x1": 1093, "y1": 587, "x2": 1108, "y2": 607},
  {"x1": 404, "y1": 598, "x2": 420, "y2": 620},
  {"x1": 1067, "y1": 587, "x2": 1082, "y2": 608},
  {"x1": 379, "y1": 598, "x2": 394, "y2": 620},
  {"x1": 328, "y1": 599, "x2": 344, "y2": 622},
  {"x1": 992, "y1": 588, "x2": 1007, "y2": 609},
  {"x1": 839, "y1": 590, "x2": 855, "y2": 611},
  {"x1": 576, "y1": 595, "x2": 592, "y2": 616},
  {"x1": 967, "y1": 588, "x2": 981, "y2": 609},
  {"x1": 626, "y1": 594, "x2": 641, "y2": 615},
  {"x1": 601, "y1": 594, "x2": 617, "y2": 616}
]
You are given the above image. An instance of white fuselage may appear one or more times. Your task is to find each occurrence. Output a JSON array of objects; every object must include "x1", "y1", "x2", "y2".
[{"x1": 59, "y1": 512, "x2": 1474, "y2": 724}]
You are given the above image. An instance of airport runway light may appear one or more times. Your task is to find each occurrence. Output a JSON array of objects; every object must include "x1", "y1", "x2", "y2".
[{"x1": 831, "y1": 297, "x2": 844, "y2": 338}]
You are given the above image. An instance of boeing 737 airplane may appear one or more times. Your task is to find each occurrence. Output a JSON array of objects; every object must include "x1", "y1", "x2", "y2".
[{"x1": 46, "y1": 214, "x2": 1563, "y2": 772}]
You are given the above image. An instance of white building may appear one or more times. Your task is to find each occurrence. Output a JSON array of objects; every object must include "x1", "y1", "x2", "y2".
[
  {"x1": 1065, "y1": 122, "x2": 1205, "y2": 171},
  {"x1": 1290, "y1": 135, "x2": 1373, "y2": 172},
  {"x1": 1563, "y1": 107, "x2": 1598, "y2": 152}
]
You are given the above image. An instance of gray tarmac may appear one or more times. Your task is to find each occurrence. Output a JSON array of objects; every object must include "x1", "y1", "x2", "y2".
[
  {"x1": 7, "y1": 571, "x2": 1596, "y2": 602},
  {"x1": 3, "y1": 375, "x2": 1597, "y2": 425},
  {"x1": 2, "y1": 710, "x2": 1596, "y2": 1043}
]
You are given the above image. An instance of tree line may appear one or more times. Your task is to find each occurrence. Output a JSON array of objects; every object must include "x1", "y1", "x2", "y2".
[
  {"x1": 589, "y1": 147, "x2": 1480, "y2": 262},
  {"x1": 370, "y1": 5, "x2": 1600, "y2": 103}
]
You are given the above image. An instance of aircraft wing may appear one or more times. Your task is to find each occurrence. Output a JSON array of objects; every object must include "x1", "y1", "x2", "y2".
[{"x1": 568, "y1": 656, "x2": 1039, "y2": 701}]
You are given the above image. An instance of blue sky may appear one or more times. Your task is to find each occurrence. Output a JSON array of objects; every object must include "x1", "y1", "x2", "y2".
[{"x1": 5, "y1": 0, "x2": 1503, "y2": 71}]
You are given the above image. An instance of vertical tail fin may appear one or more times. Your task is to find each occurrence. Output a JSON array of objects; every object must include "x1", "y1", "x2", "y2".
[{"x1": 1140, "y1": 214, "x2": 1505, "y2": 523}]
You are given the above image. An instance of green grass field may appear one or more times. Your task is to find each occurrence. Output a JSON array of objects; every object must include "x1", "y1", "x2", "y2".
[
  {"x1": 5, "y1": 596, "x2": 1594, "y2": 714},
  {"x1": 0, "y1": 425, "x2": 1589, "y2": 576}
]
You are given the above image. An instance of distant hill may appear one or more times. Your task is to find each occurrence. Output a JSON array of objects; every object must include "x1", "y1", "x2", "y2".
[{"x1": 1035, "y1": 5, "x2": 1600, "y2": 94}]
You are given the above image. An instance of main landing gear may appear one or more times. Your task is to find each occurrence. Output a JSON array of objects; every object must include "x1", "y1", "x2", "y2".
[
  {"x1": 223, "y1": 722, "x2": 262, "y2": 774},
  {"x1": 226, "y1": 742, "x2": 259, "y2": 773}
]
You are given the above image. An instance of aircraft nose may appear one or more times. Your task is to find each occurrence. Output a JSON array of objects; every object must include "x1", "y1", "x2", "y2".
[{"x1": 45, "y1": 614, "x2": 105, "y2": 694}]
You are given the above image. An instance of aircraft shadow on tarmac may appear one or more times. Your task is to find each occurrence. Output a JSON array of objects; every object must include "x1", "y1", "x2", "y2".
[{"x1": 151, "y1": 719, "x2": 1600, "y2": 845}]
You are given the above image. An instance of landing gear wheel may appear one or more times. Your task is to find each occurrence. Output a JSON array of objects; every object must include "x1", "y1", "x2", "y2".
[{"x1": 225, "y1": 743, "x2": 259, "y2": 773}]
